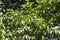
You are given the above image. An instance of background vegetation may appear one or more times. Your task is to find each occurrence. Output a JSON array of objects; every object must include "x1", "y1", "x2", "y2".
[{"x1": 0, "y1": 0, "x2": 60, "y2": 40}]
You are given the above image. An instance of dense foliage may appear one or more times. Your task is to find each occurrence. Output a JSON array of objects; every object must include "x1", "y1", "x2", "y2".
[{"x1": 0, "y1": 0, "x2": 60, "y2": 40}]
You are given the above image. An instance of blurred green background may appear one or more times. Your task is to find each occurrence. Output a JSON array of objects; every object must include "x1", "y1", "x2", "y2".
[{"x1": 0, "y1": 0, "x2": 60, "y2": 40}]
